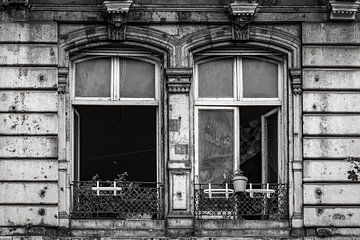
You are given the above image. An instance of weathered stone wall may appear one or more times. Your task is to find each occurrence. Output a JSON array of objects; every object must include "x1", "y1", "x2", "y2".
[
  {"x1": 302, "y1": 22, "x2": 360, "y2": 236},
  {"x1": 0, "y1": 21, "x2": 59, "y2": 229}
]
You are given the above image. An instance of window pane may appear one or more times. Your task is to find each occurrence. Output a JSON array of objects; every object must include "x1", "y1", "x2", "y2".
[
  {"x1": 75, "y1": 58, "x2": 111, "y2": 97},
  {"x1": 120, "y1": 58, "x2": 155, "y2": 98},
  {"x1": 243, "y1": 58, "x2": 278, "y2": 98},
  {"x1": 198, "y1": 58, "x2": 234, "y2": 98},
  {"x1": 198, "y1": 109, "x2": 234, "y2": 184}
]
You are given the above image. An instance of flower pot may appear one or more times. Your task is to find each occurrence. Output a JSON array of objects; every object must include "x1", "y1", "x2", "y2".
[{"x1": 232, "y1": 176, "x2": 248, "y2": 192}]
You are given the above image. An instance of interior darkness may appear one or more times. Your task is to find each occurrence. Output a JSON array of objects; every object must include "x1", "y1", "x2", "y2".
[
  {"x1": 240, "y1": 106, "x2": 278, "y2": 184},
  {"x1": 76, "y1": 106, "x2": 157, "y2": 182}
]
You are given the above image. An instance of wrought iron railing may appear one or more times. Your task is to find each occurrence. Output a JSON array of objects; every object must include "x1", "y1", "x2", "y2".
[
  {"x1": 71, "y1": 181, "x2": 164, "y2": 219},
  {"x1": 194, "y1": 183, "x2": 288, "y2": 220}
]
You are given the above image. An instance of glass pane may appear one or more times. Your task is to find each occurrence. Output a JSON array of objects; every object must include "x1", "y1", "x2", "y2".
[
  {"x1": 243, "y1": 58, "x2": 278, "y2": 98},
  {"x1": 120, "y1": 58, "x2": 155, "y2": 98},
  {"x1": 198, "y1": 109, "x2": 234, "y2": 184},
  {"x1": 75, "y1": 58, "x2": 111, "y2": 97},
  {"x1": 198, "y1": 58, "x2": 234, "y2": 98},
  {"x1": 267, "y1": 112, "x2": 278, "y2": 183}
]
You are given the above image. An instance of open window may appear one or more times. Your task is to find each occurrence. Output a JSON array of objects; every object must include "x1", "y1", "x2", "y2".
[
  {"x1": 71, "y1": 53, "x2": 163, "y2": 219},
  {"x1": 194, "y1": 54, "x2": 287, "y2": 220}
]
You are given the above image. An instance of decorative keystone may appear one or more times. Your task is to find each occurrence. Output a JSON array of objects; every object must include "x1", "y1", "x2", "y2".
[
  {"x1": 290, "y1": 68, "x2": 302, "y2": 95},
  {"x1": 229, "y1": 1, "x2": 258, "y2": 41},
  {"x1": 166, "y1": 68, "x2": 192, "y2": 94},
  {"x1": 329, "y1": 1, "x2": 360, "y2": 21},
  {"x1": 103, "y1": 0, "x2": 133, "y2": 40}
]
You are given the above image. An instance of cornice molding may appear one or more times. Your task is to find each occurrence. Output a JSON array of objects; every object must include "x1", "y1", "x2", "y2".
[
  {"x1": 329, "y1": 0, "x2": 360, "y2": 21},
  {"x1": 229, "y1": 1, "x2": 258, "y2": 17},
  {"x1": 103, "y1": 0, "x2": 133, "y2": 14},
  {"x1": 166, "y1": 68, "x2": 193, "y2": 94}
]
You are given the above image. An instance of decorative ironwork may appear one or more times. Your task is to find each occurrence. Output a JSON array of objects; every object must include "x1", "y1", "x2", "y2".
[
  {"x1": 194, "y1": 183, "x2": 288, "y2": 220},
  {"x1": 72, "y1": 181, "x2": 164, "y2": 219}
]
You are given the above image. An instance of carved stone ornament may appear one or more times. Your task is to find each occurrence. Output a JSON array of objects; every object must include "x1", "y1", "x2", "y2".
[
  {"x1": 0, "y1": 0, "x2": 31, "y2": 9},
  {"x1": 58, "y1": 67, "x2": 69, "y2": 94},
  {"x1": 166, "y1": 68, "x2": 193, "y2": 94},
  {"x1": 103, "y1": 0, "x2": 133, "y2": 40},
  {"x1": 329, "y1": 0, "x2": 360, "y2": 21},
  {"x1": 229, "y1": 1, "x2": 258, "y2": 41},
  {"x1": 290, "y1": 68, "x2": 302, "y2": 95}
]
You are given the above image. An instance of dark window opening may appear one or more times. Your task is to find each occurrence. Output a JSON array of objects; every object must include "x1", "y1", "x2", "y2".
[
  {"x1": 240, "y1": 106, "x2": 278, "y2": 184},
  {"x1": 74, "y1": 106, "x2": 157, "y2": 182}
]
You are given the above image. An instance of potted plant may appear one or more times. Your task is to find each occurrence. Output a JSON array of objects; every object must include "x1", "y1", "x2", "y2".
[{"x1": 232, "y1": 170, "x2": 248, "y2": 192}]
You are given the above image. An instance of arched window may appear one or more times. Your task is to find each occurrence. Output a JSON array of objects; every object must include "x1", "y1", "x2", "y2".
[
  {"x1": 194, "y1": 54, "x2": 284, "y2": 184},
  {"x1": 70, "y1": 51, "x2": 163, "y2": 219},
  {"x1": 194, "y1": 51, "x2": 287, "y2": 220}
]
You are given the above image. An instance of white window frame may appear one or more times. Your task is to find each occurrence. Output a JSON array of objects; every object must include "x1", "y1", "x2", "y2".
[
  {"x1": 70, "y1": 53, "x2": 162, "y2": 183},
  {"x1": 194, "y1": 54, "x2": 285, "y2": 184}
]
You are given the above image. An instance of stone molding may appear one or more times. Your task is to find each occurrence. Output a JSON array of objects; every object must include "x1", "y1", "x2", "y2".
[
  {"x1": 58, "y1": 67, "x2": 69, "y2": 94},
  {"x1": 103, "y1": 0, "x2": 133, "y2": 40},
  {"x1": 229, "y1": 1, "x2": 258, "y2": 41},
  {"x1": 329, "y1": 0, "x2": 360, "y2": 21},
  {"x1": 166, "y1": 68, "x2": 193, "y2": 93},
  {"x1": 290, "y1": 68, "x2": 302, "y2": 95}
]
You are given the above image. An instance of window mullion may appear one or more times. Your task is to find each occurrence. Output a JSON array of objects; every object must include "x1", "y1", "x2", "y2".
[
  {"x1": 238, "y1": 57, "x2": 243, "y2": 101},
  {"x1": 112, "y1": 56, "x2": 120, "y2": 100},
  {"x1": 234, "y1": 107, "x2": 240, "y2": 172}
]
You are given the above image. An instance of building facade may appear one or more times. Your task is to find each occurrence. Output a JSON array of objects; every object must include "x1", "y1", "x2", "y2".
[{"x1": 0, "y1": 0, "x2": 360, "y2": 238}]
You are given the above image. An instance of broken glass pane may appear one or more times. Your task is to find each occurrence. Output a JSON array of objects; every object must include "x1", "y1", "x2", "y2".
[
  {"x1": 198, "y1": 109, "x2": 234, "y2": 184},
  {"x1": 75, "y1": 58, "x2": 111, "y2": 97},
  {"x1": 198, "y1": 58, "x2": 234, "y2": 98},
  {"x1": 243, "y1": 58, "x2": 278, "y2": 98}
]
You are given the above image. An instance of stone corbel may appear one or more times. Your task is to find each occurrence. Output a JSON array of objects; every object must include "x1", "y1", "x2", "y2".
[
  {"x1": 290, "y1": 68, "x2": 302, "y2": 95},
  {"x1": 229, "y1": 1, "x2": 258, "y2": 41},
  {"x1": 166, "y1": 68, "x2": 193, "y2": 94},
  {"x1": 329, "y1": 0, "x2": 360, "y2": 21},
  {"x1": 0, "y1": 0, "x2": 31, "y2": 10},
  {"x1": 103, "y1": 0, "x2": 133, "y2": 40},
  {"x1": 58, "y1": 67, "x2": 69, "y2": 94}
]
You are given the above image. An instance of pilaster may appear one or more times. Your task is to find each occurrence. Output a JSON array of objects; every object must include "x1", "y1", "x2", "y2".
[
  {"x1": 165, "y1": 67, "x2": 193, "y2": 237},
  {"x1": 290, "y1": 68, "x2": 304, "y2": 234},
  {"x1": 57, "y1": 67, "x2": 70, "y2": 227}
]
